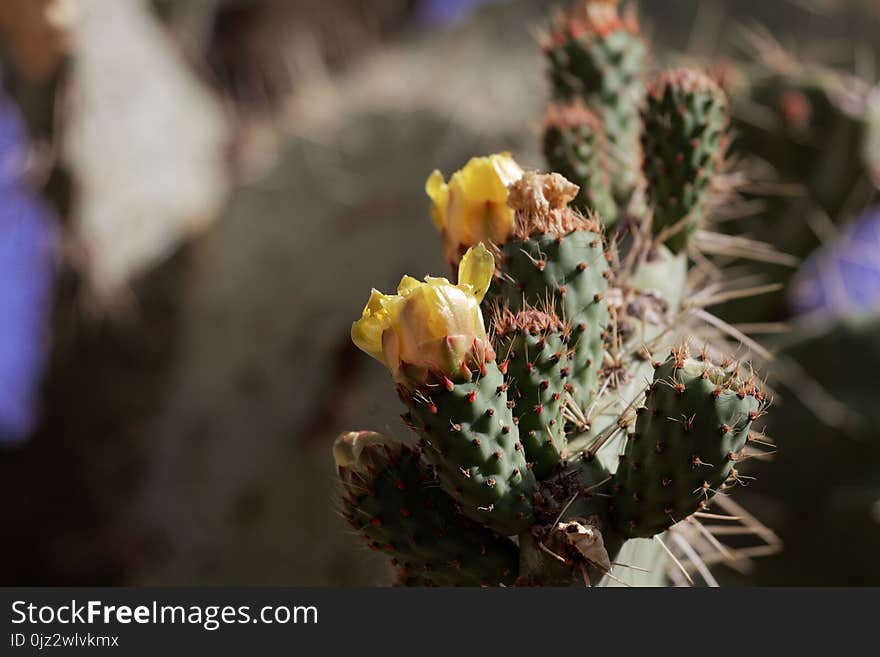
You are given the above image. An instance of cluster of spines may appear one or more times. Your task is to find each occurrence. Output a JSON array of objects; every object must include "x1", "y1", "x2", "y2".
[
  {"x1": 336, "y1": 435, "x2": 519, "y2": 586},
  {"x1": 641, "y1": 69, "x2": 729, "y2": 253},
  {"x1": 609, "y1": 344, "x2": 764, "y2": 538}
]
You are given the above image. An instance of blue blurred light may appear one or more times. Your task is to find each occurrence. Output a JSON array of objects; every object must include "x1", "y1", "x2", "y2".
[
  {"x1": 789, "y1": 205, "x2": 880, "y2": 318},
  {"x1": 415, "y1": 0, "x2": 511, "y2": 28},
  {"x1": 0, "y1": 89, "x2": 57, "y2": 446}
]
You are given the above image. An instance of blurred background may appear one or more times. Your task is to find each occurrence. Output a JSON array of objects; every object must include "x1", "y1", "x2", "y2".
[{"x1": 1, "y1": 0, "x2": 879, "y2": 585}]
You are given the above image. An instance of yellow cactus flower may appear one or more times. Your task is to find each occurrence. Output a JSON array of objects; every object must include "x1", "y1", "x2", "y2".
[
  {"x1": 351, "y1": 244, "x2": 495, "y2": 385},
  {"x1": 425, "y1": 152, "x2": 524, "y2": 266}
]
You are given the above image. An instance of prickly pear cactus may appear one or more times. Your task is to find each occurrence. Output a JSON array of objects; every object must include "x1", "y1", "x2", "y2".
[
  {"x1": 333, "y1": 0, "x2": 780, "y2": 587},
  {"x1": 728, "y1": 61, "x2": 879, "y2": 223},
  {"x1": 713, "y1": 54, "x2": 880, "y2": 324},
  {"x1": 402, "y1": 360, "x2": 537, "y2": 536},
  {"x1": 498, "y1": 173, "x2": 610, "y2": 415}
]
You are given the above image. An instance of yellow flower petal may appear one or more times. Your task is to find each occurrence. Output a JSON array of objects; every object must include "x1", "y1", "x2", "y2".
[
  {"x1": 397, "y1": 275, "x2": 422, "y2": 295},
  {"x1": 364, "y1": 287, "x2": 387, "y2": 313},
  {"x1": 351, "y1": 289, "x2": 392, "y2": 364},
  {"x1": 491, "y1": 152, "x2": 525, "y2": 186},
  {"x1": 454, "y1": 156, "x2": 510, "y2": 206},
  {"x1": 352, "y1": 260, "x2": 491, "y2": 384},
  {"x1": 428, "y1": 153, "x2": 523, "y2": 267},
  {"x1": 458, "y1": 244, "x2": 495, "y2": 303},
  {"x1": 424, "y1": 275, "x2": 455, "y2": 288},
  {"x1": 425, "y1": 170, "x2": 449, "y2": 230}
]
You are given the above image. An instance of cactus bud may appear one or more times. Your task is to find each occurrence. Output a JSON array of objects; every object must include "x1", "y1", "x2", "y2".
[{"x1": 333, "y1": 430, "x2": 389, "y2": 472}]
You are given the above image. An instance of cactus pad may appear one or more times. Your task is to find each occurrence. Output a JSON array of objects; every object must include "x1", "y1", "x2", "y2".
[
  {"x1": 499, "y1": 172, "x2": 610, "y2": 414},
  {"x1": 401, "y1": 360, "x2": 536, "y2": 536},
  {"x1": 543, "y1": 103, "x2": 617, "y2": 222},
  {"x1": 335, "y1": 432, "x2": 519, "y2": 586},
  {"x1": 611, "y1": 345, "x2": 764, "y2": 538},
  {"x1": 495, "y1": 309, "x2": 572, "y2": 479},
  {"x1": 642, "y1": 69, "x2": 728, "y2": 253}
]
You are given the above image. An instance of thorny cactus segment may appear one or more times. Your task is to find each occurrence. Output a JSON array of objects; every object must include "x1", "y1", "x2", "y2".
[
  {"x1": 543, "y1": 103, "x2": 617, "y2": 222},
  {"x1": 351, "y1": 244, "x2": 496, "y2": 387},
  {"x1": 500, "y1": 172, "x2": 610, "y2": 415},
  {"x1": 425, "y1": 153, "x2": 524, "y2": 268},
  {"x1": 642, "y1": 69, "x2": 729, "y2": 253},
  {"x1": 334, "y1": 432, "x2": 519, "y2": 586},
  {"x1": 402, "y1": 360, "x2": 537, "y2": 536},
  {"x1": 610, "y1": 345, "x2": 764, "y2": 539},
  {"x1": 494, "y1": 308, "x2": 571, "y2": 479},
  {"x1": 543, "y1": 0, "x2": 646, "y2": 202}
]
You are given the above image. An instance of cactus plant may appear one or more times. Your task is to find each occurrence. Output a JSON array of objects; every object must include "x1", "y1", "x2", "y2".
[
  {"x1": 494, "y1": 308, "x2": 571, "y2": 479},
  {"x1": 611, "y1": 345, "x2": 764, "y2": 538},
  {"x1": 333, "y1": 0, "x2": 781, "y2": 587},
  {"x1": 498, "y1": 172, "x2": 610, "y2": 416},
  {"x1": 728, "y1": 60, "x2": 879, "y2": 226}
]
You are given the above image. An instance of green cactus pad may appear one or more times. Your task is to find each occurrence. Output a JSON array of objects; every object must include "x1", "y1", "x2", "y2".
[
  {"x1": 401, "y1": 360, "x2": 536, "y2": 536},
  {"x1": 500, "y1": 231, "x2": 609, "y2": 415},
  {"x1": 543, "y1": 103, "x2": 617, "y2": 222},
  {"x1": 543, "y1": 0, "x2": 646, "y2": 202},
  {"x1": 642, "y1": 69, "x2": 728, "y2": 253},
  {"x1": 336, "y1": 433, "x2": 519, "y2": 586},
  {"x1": 495, "y1": 309, "x2": 572, "y2": 479},
  {"x1": 611, "y1": 345, "x2": 764, "y2": 538}
]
